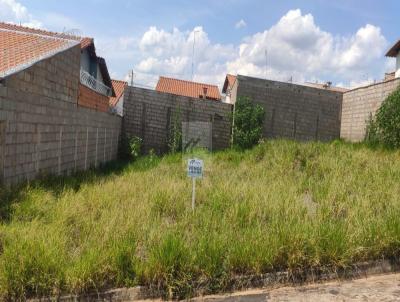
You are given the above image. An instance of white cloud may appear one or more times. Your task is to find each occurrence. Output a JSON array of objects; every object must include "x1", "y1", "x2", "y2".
[
  {"x1": 235, "y1": 19, "x2": 247, "y2": 29},
  {"x1": 0, "y1": 0, "x2": 42, "y2": 28},
  {"x1": 130, "y1": 26, "x2": 235, "y2": 87},
  {"x1": 97, "y1": 9, "x2": 389, "y2": 89},
  {"x1": 226, "y1": 9, "x2": 388, "y2": 86}
]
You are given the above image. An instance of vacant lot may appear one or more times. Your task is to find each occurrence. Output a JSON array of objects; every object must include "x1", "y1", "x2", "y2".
[{"x1": 1, "y1": 140, "x2": 400, "y2": 300}]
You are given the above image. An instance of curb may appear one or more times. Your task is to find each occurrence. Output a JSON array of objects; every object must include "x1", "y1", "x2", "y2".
[{"x1": 27, "y1": 259, "x2": 400, "y2": 301}]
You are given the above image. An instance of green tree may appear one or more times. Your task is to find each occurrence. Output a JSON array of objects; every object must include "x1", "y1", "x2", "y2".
[
  {"x1": 366, "y1": 86, "x2": 400, "y2": 148},
  {"x1": 232, "y1": 96, "x2": 265, "y2": 149}
]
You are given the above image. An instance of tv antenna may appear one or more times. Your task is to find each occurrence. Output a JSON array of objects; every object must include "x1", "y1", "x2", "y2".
[
  {"x1": 62, "y1": 28, "x2": 82, "y2": 37},
  {"x1": 265, "y1": 49, "x2": 268, "y2": 80},
  {"x1": 191, "y1": 30, "x2": 200, "y2": 80},
  {"x1": 129, "y1": 70, "x2": 135, "y2": 86}
]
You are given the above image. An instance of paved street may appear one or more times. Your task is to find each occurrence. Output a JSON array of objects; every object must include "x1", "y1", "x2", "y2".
[
  {"x1": 138, "y1": 273, "x2": 400, "y2": 301},
  {"x1": 189, "y1": 274, "x2": 400, "y2": 302}
]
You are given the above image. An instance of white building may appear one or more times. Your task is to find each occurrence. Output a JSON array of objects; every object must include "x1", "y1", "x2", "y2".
[
  {"x1": 109, "y1": 80, "x2": 127, "y2": 116},
  {"x1": 386, "y1": 40, "x2": 400, "y2": 79},
  {"x1": 222, "y1": 74, "x2": 238, "y2": 104}
]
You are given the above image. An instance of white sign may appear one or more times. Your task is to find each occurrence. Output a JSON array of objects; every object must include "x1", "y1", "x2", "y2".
[
  {"x1": 187, "y1": 158, "x2": 204, "y2": 211},
  {"x1": 187, "y1": 158, "x2": 203, "y2": 179}
]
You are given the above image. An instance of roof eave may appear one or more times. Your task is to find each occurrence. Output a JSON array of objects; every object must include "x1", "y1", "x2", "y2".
[
  {"x1": 386, "y1": 40, "x2": 400, "y2": 57},
  {"x1": 97, "y1": 57, "x2": 115, "y2": 97},
  {"x1": 0, "y1": 41, "x2": 80, "y2": 80}
]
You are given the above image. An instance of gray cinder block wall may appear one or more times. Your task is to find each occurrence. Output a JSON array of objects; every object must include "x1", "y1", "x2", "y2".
[
  {"x1": 233, "y1": 75, "x2": 343, "y2": 141},
  {"x1": 341, "y1": 78, "x2": 400, "y2": 142},
  {"x1": 0, "y1": 45, "x2": 121, "y2": 185},
  {"x1": 123, "y1": 86, "x2": 233, "y2": 153}
]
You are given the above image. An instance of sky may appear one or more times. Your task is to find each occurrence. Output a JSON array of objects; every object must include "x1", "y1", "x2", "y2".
[{"x1": 1, "y1": 0, "x2": 399, "y2": 89}]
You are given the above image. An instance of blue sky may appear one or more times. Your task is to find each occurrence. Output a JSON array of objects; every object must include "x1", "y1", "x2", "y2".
[{"x1": 1, "y1": 0, "x2": 399, "y2": 88}]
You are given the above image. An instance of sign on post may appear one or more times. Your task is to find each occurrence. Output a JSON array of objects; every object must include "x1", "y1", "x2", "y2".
[{"x1": 187, "y1": 158, "x2": 203, "y2": 211}]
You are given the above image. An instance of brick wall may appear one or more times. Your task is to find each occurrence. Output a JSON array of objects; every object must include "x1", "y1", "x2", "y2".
[
  {"x1": 78, "y1": 84, "x2": 110, "y2": 112},
  {"x1": 234, "y1": 75, "x2": 343, "y2": 141},
  {"x1": 123, "y1": 86, "x2": 233, "y2": 153},
  {"x1": 341, "y1": 78, "x2": 400, "y2": 142},
  {"x1": 0, "y1": 45, "x2": 121, "y2": 185}
]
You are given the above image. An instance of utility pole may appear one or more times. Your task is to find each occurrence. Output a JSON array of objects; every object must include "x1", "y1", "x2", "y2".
[
  {"x1": 265, "y1": 49, "x2": 268, "y2": 80},
  {"x1": 129, "y1": 70, "x2": 135, "y2": 86},
  {"x1": 191, "y1": 30, "x2": 200, "y2": 81}
]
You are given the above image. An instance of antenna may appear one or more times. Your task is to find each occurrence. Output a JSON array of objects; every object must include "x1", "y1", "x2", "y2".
[
  {"x1": 129, "y1": 70, "x2": 135, "y2": 86},
  {"x1": 264, "y1": 49, "x2": 268, "y2": 80},
  {"x1": 191, "y1": 30, "x2": 200, "y2": 81},
  {"x1": 63, "y1": 28, "x2": 82, "y2": 37}
]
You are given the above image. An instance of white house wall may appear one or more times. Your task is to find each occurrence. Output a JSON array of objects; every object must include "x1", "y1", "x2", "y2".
[
  {"x1": 80, "y1": 50, "x2": 91, "y2": 73},
  {"x1": 396, "y1": 52, "x2": 400, "y2": 78},
  {"x1": 115, "y1": 94, "x2": 124, "y2": 116},
  {"x1": 80, "y1": 49, "x2": 106, "y2": 85}
]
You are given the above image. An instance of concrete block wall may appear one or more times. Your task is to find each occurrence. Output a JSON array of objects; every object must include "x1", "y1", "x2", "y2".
[
  {"x1": 234, "y1": 75, "x2": 343, "y2": 141},
  {"x1": 341, "y1": 78, "x2": 400, "y2": 142},
  {"x1": 0, "y1": 45, "x2": 121, "y2": 185},
  {"x1": 123, "y1": 86, "x2": 233, "y2": 153}
]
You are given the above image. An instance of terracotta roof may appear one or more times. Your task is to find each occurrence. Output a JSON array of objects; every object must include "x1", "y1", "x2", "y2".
[
  {"x1": 156, "y1": 76, "x2": 221, "y2": 101},
  {"x1": 304, "y1": 82, "x2": 349, "y2": 93},
  {"x1": 0, "y1": 22, "x2": 115, "y2": 97},
  {"x1": 222, "y1": 74, "x2": 237, "y2": 93},
  {"x1": 386, "y1": 40, "x2": 400, "y2": 57},
  {"x1": 0, "y1": 22, "x2": 93, "y2": 49},
  {"x1": 109, "y1": 79, "x2": 127, "y2": 106},
  {"x1": 0, "y1": 27, "x2": 78, "y2": 78}
]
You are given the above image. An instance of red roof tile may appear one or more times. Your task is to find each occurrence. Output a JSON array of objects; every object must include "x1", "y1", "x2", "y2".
[
  {"x1": 0, "y1": 22, "x2": 93, "y2": 49},
  {"x1": 222, "y1": 74, "x2": 237, "y2": 93},
  {"x1": 386, "y1": 40, "x2": 400, "y2": 57},
  {"x1": 156, "y1": 76, "x2": 221, "y2": 101},
  {"x1": 0, "y1": 28, "x2": 78, "y2": 77},
  {"x1": 109, "y1": 79, "x2": 127, "y2": 106}
]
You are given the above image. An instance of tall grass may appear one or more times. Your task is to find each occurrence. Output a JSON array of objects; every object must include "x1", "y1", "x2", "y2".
[{"x1": 1, "y1": 140, "x2": 400, "y2": 300}]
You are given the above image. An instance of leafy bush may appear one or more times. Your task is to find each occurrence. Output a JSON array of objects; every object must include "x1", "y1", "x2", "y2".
[
  {"x1": 168, "y1": 109, "x2": 182, "y2": 153},
  {"x1": 366, "y1": 86, "x2": 400, "y2": 147},
  {"x1": 232, "y1": 96, "x2": 265, "y2": 149},
  {"x1": 129, "y1": 136, "x2": 143, "y2": 160}
]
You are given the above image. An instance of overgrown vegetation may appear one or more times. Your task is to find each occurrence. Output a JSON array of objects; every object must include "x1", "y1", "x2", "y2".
[
  {"x1": 366, "y1": 86, "x2": 400, "y2": 147},
  {"x1": 2, "y1": 140, "x2": 400, "y2": 300},
  {"x1": 119, "y1": 134, "x2": 143, "y2": 161},
  {"x1": 128, "y1": 136, "x2": 143, "y2": 160},
  {"x1": 168, "y1": 108, "x2": 182, "y2": 153},
  {"x1": 232, "y1": 96, "x2": 265, "y2": 149}
]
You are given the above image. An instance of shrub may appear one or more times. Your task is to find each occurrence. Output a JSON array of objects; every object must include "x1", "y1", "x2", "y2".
[
  {"x1": 129, "y1": 136, "x2": 143, "y2": 160},
  {"x1": 232, "y1": 96, "x2": 265, "y2": 149},
  {"x1": 366, "y1": 86, "x2": 400, "y2": 147},
  {"x1": 168, "y1": 109, "x2": 182, "y2": 153}
]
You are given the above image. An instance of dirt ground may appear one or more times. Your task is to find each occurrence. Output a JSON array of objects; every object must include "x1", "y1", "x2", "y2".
[{"x1": 139, "y1": 273, "x2": 400, "y2": 301}]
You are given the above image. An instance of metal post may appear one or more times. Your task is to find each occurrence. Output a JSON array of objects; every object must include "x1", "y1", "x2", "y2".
[{"x1": 192, "y1": 177, "x2": 196, "y2": 211}]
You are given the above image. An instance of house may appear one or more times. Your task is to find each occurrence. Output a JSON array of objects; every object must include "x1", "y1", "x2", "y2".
[
  {"x1": 155, "y1": 76, "x2": 222, "y2": 101},
  {"x1": 0, "y1": 22, "x2": 121, "y2": 184},
  {"x1": 109, "y1": 79, "x2": 127, "y2": 116},
  {"x1": 0, "y1": 22, "x2": 115, "y2": 112},
  {"x1": 303, "y1": 82, "x2": 349, "y2": 93},
  {"x1": 222, "y1": 74, "x2": 237, "y2": 104},
  {"x1": 386, "y1": 39, "x2": 400, "y2": 78}
]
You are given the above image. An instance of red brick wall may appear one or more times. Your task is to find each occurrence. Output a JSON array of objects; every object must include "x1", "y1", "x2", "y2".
[{"x1": 78, "y1": 84, "x2": 109, "y2": 112}]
